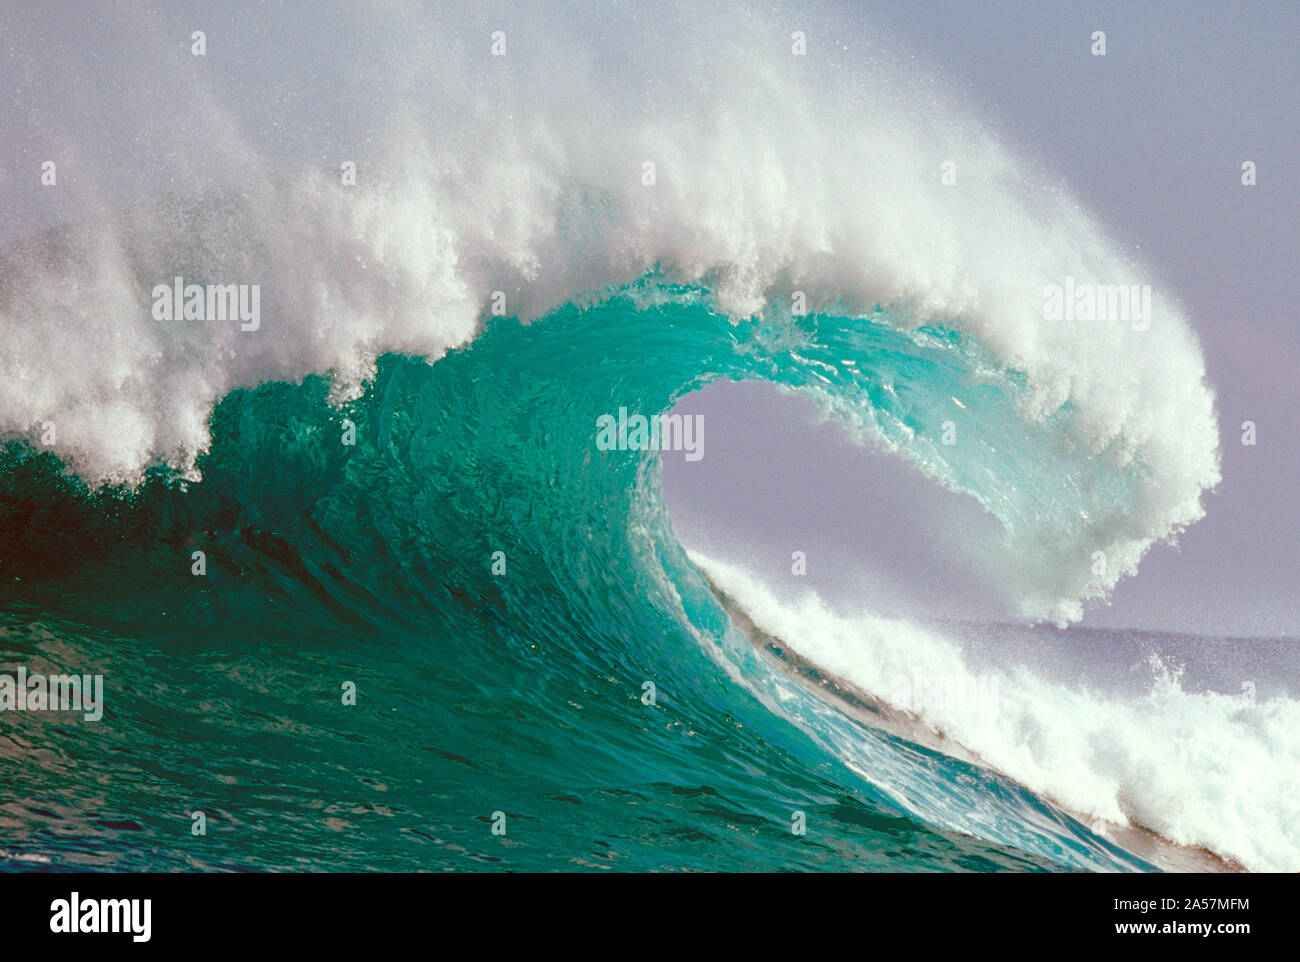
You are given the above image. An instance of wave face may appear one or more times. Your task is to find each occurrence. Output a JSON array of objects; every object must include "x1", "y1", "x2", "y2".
[
  {"x1": 4, "y1": 289, "x2": 1289, "y2": 873},
  {"x1": 0, "y1": 297, "x2": 1171, "y2": 871},
  {"x1": 1, "y1": 1, "x2": 1276, "y2": 872}
]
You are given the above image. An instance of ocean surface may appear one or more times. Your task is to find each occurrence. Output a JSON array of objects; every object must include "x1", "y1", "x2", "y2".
[
  {"x1": 1, "y1": 290, "x2": 1296, "y2": 873},
  {"x1": 0, "y1": 1, "x2": 1295, "y2": 874}
]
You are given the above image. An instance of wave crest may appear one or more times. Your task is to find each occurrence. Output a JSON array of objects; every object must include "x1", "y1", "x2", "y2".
[{"x1": 0, "y1": 1, "x2": 1219, "y2": 622}]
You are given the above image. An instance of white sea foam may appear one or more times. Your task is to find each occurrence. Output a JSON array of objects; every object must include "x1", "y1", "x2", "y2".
[
  {"x1": 0, "y1": 1, "x2": 1218, "y2": 622},
  {"x1": 692, "y1": 551, "x2": 1300, "y2": 873}
]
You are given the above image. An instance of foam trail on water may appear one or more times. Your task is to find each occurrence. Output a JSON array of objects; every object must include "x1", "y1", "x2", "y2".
[{"x1": 691, "y1": 552, "x2": 1300, "y2": 872}]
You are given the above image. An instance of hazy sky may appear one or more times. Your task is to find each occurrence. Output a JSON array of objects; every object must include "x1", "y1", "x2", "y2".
[{"x1": 666, "y1": 0, "x2": 1299, "y2": 637}]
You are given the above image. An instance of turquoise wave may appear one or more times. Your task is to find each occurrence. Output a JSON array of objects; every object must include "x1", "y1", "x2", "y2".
[{"x1": 0, "y1": 283, "x2": 1170, "y2": 872}]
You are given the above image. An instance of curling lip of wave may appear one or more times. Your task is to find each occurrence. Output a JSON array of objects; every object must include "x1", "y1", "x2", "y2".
[{"x1": 0, "y1": 4, "x2": 1218, "y2": 630}]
